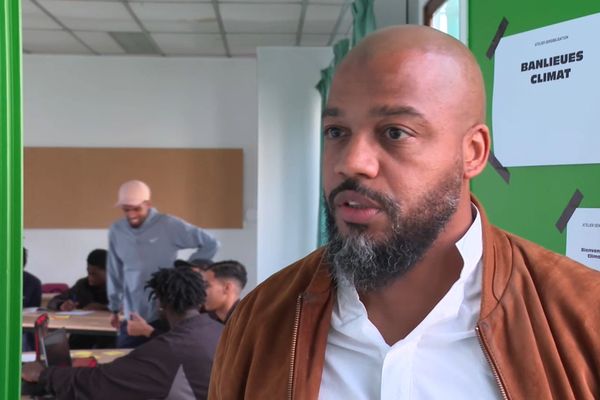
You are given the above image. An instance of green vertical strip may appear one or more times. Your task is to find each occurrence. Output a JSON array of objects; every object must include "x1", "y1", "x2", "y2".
[
  {"x1": 351, "y1": 0, "x2": 377, "y2": 46},
  {"x1": 468, "y1": 1, "x2": 600, "y2": 254},
  {"x1": 0, "y1": 0, "x2": 23, "y2": 397}
]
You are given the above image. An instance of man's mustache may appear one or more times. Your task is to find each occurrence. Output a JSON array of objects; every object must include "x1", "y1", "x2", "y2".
[{"x1": 327, "y1": 179, "x2": 399, "y2": 221}]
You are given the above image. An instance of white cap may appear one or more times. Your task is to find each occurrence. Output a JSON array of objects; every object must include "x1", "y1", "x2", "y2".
[{"x1": 115, "y1": 180, "x2": 151, "y2": 207}]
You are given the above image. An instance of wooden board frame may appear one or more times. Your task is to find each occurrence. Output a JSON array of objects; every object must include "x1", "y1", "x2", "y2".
[{"x1": 25, "y1": 147, "x2": 243, "y2": 229}]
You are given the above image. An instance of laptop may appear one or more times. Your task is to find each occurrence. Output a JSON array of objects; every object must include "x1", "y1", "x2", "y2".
[
  {"x1": 22, "y1": 329, "x2": 71, "y2": 399},
  {"x1": 33, "y1": 313, "x2": 49, "y2": 361},
  {"x1": 40, "y1": 329, "x2": 72, "y2": 367},
  {"x1": 23, "y1": 322, "x2": 96, "y2": 398}
]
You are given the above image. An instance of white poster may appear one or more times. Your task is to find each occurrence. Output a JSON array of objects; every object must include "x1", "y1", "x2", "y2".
[
  {"x1": 566, "y1": 208, "x2": 600, "y2": 271},
  {"x1": 492, "y1": 13, "x2": 600, "y2": 167}
]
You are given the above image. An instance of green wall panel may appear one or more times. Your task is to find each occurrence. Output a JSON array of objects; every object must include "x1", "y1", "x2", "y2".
[
  {"x1": 0, "y1": 0, "x2": 23, "y2": 398},
  {"x1": 469, "y1": 2, "x2": 600, "y2": 254}
]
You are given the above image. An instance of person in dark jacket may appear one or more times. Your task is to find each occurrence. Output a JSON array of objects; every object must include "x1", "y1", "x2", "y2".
[
  {"x1": 23, "y1": 248, "x2": 42, "y2": 309},
  {"x1": 22, "y1": 247, "x2": 42, "y2": 351},
  {"x1": 126, "y1": 259, "x2": 211, "y2": 339},
  {"x1": 47, "y1": 249, "x2": 109, "y2": 312},
  {"x1": 47, "y1": 249, "x2": 113, "y2": 349},
  {"x1": 201, "y1": 260, "x2": 247, "y2": 324},
  {"x1": 22, "y1": 267, "x2": 223, "y2": 400}
]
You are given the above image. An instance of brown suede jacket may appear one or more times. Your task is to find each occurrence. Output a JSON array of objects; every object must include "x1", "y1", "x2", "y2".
[{"x1": 209, "y1": 202, "x2": 600, "y2": 400}]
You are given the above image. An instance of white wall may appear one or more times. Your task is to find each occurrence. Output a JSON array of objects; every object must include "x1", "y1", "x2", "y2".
[
  {"x1": 23, "y1": 55, "x2": 258, "y2": 290},
  {"x1": 407, "y1": 0, "x2": 424, "y2": 25},
  {"x1": 374, "y1": 0, "x2": 408, "y2": 29},
  {"x1": 256, "y1": 47, "x2": 333, "y2": 283}
]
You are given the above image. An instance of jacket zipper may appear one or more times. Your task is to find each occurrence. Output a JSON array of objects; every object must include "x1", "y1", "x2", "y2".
[
  {"x1": 476, "y1": 326, "x2": 508, "y2": 400},
  {"x1": 288, "y1": 294, "x2": 303, "y2": 400}
]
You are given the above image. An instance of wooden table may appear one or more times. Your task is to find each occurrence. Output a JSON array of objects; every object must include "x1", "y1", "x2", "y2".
[
  {"x1": 23, "y1": 310, "x2": 117, "y2": 336},
  {"x1": 22, "y1": 348, "x2": 131, "y2": 365},
  {"x1": 21, "y1": 349, "x2": 131, "y2": 399},
  {"x1": 71, "y1": 348, "x2": 131, "y2": 363}
]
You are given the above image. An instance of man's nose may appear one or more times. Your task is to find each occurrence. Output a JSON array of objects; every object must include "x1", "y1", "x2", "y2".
[{"x1": 333, "y1": 134, "x2": 379, "y2": 179}]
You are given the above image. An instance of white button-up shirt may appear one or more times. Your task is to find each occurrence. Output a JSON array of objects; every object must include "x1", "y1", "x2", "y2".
[{"x1": 319, "y1": 208, "x2": 500, "y2": 399}]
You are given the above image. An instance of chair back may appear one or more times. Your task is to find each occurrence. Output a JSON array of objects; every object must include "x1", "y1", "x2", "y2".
[
  {"x1": 41, "y1": 283, "x2": 69, "y2": 294},
  {"x1": 33, "y1": 313, "x2": 49, "y2": 361}
]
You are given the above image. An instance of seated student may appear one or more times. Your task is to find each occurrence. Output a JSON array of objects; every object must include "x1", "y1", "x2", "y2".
[
  {"x1": 47, "y1": 249, "x2": 109, "y2": 312},
  {"x1": 47, "y1": 249, "x2": 114, "y2": 349},
  {"x1": 201, "y1": 260, "x2": 247, "y2": 324},
  {"x1": 125, "y1": 259, "x2": 213, "y2": 338},
  {"x1": 126, "y1": 258, "x2": 241, "y2": 338},
  {"x1": 23, "y1": 247, "x2": 42, "y2": 351},
  {"x1": 22, "y1": 267, "x2": 223, "y2": 400},
  {"x1": 23, "y1": 247, "x2": 42, "y2": 309}
]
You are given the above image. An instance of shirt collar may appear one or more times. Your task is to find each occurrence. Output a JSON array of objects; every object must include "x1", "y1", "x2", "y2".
[{"x1": 454, "y1": 205, "x2": 483, "y2": 284}]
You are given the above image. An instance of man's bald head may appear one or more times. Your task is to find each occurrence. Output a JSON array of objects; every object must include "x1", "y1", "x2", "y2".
[
  {"x1": 322, "y1": 25, "x2": 491, "y2": 290},
  {"x1": 334, "y1": 25, "x2": 487, "y2": 126}
]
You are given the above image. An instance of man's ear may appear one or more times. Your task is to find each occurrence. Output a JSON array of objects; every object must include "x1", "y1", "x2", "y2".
[{"x1": 463, "y1": 124, "x2": 490, "y2": 179}]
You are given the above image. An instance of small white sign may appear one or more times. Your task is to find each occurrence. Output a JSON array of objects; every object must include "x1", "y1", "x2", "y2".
[
  {"x1": 492, "y1": 12, "x2": 600, "y2": 167},
  {"x1": 566, "y1": 208, "x2": 600, "y2": 271}
]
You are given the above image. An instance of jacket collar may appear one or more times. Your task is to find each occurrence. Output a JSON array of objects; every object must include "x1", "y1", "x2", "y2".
[
  {"x1": 472, "y1": 195, "x2": 512, "y2": 319},
  {"x1": 302, "y1": 248, "x2": 334, "y2": 296}
]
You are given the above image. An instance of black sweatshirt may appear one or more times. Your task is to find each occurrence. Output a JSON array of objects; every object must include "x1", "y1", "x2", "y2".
[
  {"x1": 40, "y1": 314, "x2": 223, "y2": 400},
  {"x1": 47, "y1": 278, "x2": 108, "y2": 311}
]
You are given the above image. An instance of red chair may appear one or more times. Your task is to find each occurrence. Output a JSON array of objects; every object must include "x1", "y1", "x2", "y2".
[
  {"x1": 41, "y1": 283, "x2": 69, "y2": 294},
  {"x1": 34, "y1": 313, "x2": 49, "y2": 362}
]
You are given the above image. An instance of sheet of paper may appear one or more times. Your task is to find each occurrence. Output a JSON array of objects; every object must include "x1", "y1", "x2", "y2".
[
  {"x1": 22, "y1": 353, "x2": 37, "y2": 362},
  {"x1": 72, "y1": 351, "x2": 93, "y2": 357},
  {"x1": 103, "y1": 351, "x2": 127, "y2": 356},
  {"x1": 492, "y1": 12, "x2": 600, "y2": 167},
  {"x1": 23, "y1": 307, "x2": 39, "y2": 313},
  {"x1": 54, "y1": 310, "x2": 94, "y2": 316},
  {"x1": 566, "y1": 208, "x2": 600, "y2": 271}
]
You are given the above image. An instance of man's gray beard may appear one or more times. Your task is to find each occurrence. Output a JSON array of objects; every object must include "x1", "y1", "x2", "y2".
[{"x1": 325, "y1": 172, "x2": 462, "y2": 292}]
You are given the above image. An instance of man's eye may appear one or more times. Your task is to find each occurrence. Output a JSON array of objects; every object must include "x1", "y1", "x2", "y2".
[
  {"x1": 324, "y1": 127, "x2": 344, "y2": 139},
  {"x1": 384, "y1": 127, "x2": 408, "y2": 140}
]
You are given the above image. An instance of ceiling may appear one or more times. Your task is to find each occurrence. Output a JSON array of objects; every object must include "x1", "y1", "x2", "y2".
[{"x1": 21, "y1": 0, "x2": 354, "y2": 57}]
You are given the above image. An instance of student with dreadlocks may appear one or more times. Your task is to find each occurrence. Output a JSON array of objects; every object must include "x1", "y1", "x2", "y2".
[{"x1": 22, "y1": 267, "x2": 223, "y2": 400}]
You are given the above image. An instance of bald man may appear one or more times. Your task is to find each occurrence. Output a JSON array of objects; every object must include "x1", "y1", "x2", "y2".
[{"x1": 209, "y1": 26, "x2": 600, "y2": 399}]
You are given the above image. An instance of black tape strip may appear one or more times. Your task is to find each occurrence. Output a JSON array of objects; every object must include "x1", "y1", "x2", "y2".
[
  {"x1": 486, "y1": 17, "x2": 509, "y2": 59},
  {"x1": 555, "y1": 189, "x2": 584, "y2": 233},
  {"x1": 488, "y1": 151, "x2": 510, "y2": 183}
]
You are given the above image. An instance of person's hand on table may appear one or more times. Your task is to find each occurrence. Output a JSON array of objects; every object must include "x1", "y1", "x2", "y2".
[
  {"x1": 22, "y1": 361, "x2": 45, "y2": 383},
  {"x1": 110, "y1": 312, "x2": 120, "y2": 329},
  {"x1": 59, "y1": 299, "x2": 78, "y2": 311},
  {"x1": 127, "y1": 312, "x2": 155, "y2": 337}
]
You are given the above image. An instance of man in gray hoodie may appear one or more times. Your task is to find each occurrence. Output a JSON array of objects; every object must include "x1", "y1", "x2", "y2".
[{"x1": 107, "y1": 179, "x2": 219, "y2": 347}]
